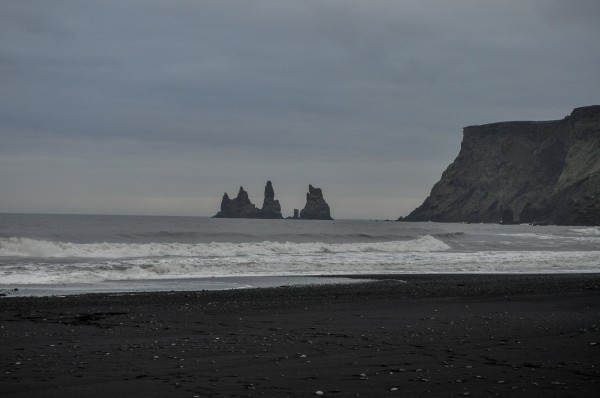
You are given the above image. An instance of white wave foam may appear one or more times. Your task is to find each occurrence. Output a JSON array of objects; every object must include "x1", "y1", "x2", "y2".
[
  {"x1": 2, "y1": 236, "x2": 598, "y2": 287},
  {"x1": 571, "y1": 227, "x2": 600, "y2": 236},
  {"x1": 497, "y1": 233, "x2": 556, "y2": 240},
  {"x1": 1, "y1": 250, "x2": 599, "y2": 285},
  {"x1": 0, "y1": 236, "x2": 450, "y2": 259},
  {"x1": 496, "y1": 231, "x2": 600, "y2": 246}
]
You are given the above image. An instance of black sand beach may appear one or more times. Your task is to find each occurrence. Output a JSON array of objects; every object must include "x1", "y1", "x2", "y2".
[{"x1": 1, "y1": 274, "x2": 599, "y2": 397}]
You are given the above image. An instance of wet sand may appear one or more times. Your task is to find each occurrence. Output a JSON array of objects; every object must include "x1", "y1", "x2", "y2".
[{"x1": 1, "y1": 274, "x2": 599, "y2": 397}]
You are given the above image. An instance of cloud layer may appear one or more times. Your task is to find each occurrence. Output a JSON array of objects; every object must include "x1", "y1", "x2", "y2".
[{"x1": 1, "y1": 0, "x2": 599, "y2": 218}]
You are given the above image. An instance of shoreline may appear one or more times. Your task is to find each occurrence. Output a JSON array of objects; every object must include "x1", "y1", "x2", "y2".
[
  {"x1": 2, "y1": 272, "x2": 600, "y2": 298},
  {"x1": 2, "y1": 274, "x2": 599, "y2": 397}
]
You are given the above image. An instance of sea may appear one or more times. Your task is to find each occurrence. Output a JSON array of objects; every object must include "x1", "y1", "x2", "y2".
[{"x1": 0, "y1": 213, "x2": 599, "y2": 296}]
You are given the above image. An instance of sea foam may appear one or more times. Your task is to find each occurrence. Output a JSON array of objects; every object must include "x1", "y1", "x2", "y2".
[
  {"x1": 570, "y1": 227, "x2": 600, "y2": 236},
  {"x1": 1, "y1": 249, "x2": 599, "y2": 285},
  {"x1": 0, "y1": 235, "x2": 450, "y2": 259}
]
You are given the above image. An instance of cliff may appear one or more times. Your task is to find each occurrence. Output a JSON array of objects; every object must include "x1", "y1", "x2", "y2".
[
  {"x1": 300, "y1": 185, "x2": 333, "y2": 220},
  {"x1": 403, "y1": 105, "x2": 600, "y2": 225}
]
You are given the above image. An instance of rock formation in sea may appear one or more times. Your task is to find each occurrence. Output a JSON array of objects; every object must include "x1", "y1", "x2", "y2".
[
  {"x1": 285, "y1": 209, "x2": 300, "y2": 219},
  {"x1": 402, "y1": 105, "x2": 600, "y2": 226},
  {"x1": 213, "y1": 186, "x2": 261, "y2": 218},
  {"x1": 260, "y1": 181, "x2": 283, "y2": 219},
  {"x1": 300, "y1": 185, "x2": 333, "y2": 220},
  {"x1": 213, "y1": 182, "x2": 283, "y2": 219}
]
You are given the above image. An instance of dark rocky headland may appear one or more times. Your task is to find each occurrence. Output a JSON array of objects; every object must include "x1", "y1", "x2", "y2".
[{"x1": 403, "y1": 105, "x2": 600, "y2": 225}]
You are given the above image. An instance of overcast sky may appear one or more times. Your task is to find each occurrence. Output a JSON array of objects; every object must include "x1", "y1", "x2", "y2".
[{"x1": 1, "y1": 0, "x2": 599, "y2": 219}]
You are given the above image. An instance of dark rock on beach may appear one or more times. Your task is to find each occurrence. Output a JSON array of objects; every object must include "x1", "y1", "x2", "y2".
[
  {"x1": 300, "y1": 185, "x2": 333, "y2": 220},
  {"x1": 403, "y1": 105, "x2": 600, "y2": 225}
]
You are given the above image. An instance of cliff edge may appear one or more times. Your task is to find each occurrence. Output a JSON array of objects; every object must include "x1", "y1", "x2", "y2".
[{"x1": 402, "y1": 105, "x2": 600, "y2": 225}]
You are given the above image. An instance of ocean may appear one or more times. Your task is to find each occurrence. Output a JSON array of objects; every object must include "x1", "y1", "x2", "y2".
[{"x1": 1, "y1": 213, "x2": 599, "y2": 295}]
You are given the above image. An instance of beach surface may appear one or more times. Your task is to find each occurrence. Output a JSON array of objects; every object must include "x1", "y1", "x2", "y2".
[{"x1": 1, "y1": 274, "x2": 599, "y2": 397}]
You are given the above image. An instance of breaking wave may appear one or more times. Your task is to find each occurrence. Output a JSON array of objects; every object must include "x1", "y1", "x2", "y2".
[
  {"x1": 1, "y1": 249, "x2": 599, "y2": 285},
  {"x1": 570, "y1": 227, "x2": 600, "y2": 236},
  {"x1": 0, "y1": 235, "x2": 451, "y2": 259}
]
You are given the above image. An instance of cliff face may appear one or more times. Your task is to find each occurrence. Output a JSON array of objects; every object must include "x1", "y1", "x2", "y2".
[{"x1": 403, "y1": 105, "x2": 600, "y2": 225}]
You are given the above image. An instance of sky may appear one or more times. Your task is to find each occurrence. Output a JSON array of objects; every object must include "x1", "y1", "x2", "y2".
[{"x1": 1, "y1": 0, "x2": 599, "y2": 219}]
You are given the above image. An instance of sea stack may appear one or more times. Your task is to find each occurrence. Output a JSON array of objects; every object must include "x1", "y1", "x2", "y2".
[
  {"x1": 260, "y1": 181, "x2": 283, "y2": 219},
  {"x1": 213, "y1": 182, "x2": 283, "y2": 219},
  {"x1": 300, "y1": 185, "x2": 333, "y2": 220},
  {"x1": 213, "y1": 186, "x2": 260, "y2": 218},
  {"x1": 402, "y1": 105, "x2": 600, "y2": 225}
]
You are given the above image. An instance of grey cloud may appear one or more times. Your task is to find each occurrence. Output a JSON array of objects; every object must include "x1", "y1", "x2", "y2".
[{"x1": 1, "y1": 0, "x2": 598, "y2": 218}]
